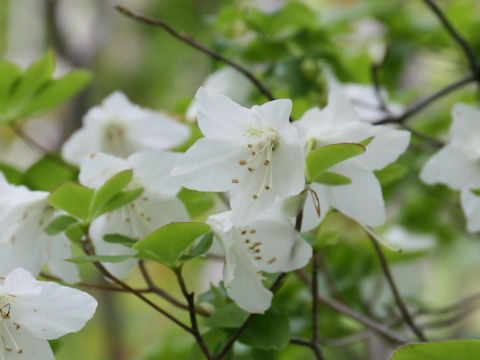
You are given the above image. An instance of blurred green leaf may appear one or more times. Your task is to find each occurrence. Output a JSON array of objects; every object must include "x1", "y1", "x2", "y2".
[
  {"x1": 0, "y1": 61, "x2": 22, "y2": 114},
  {"x1": 178, "y1": 188, "x2": 215, "y2": 219},
  {"x1": 69, "y1": 254, "x2": 132, "y2": 264},
  {"x1": 315, "y1": 171, "x2": 352, "y2": 185},
  {"x1": 44, "y1": 215, "x2": 78, "y2": 235},
  {"x1": 23, "y1": 156, "x2": 78, "y2": 191},
  {"x1": 205, "y1": 303, "x2": 249, "y2": 329},
  {"x1": 0, "y1": 163, "x2": 23, "y2": 185},
  {"x1": 391, "y1": 340, "x2": 480, "y2": 360},
  {"x1": 103, "y1": 234, "x2": 137, "y2": 247},
  {"x1": 375, "y1": 163, "x2": 408, "y2": 186}
]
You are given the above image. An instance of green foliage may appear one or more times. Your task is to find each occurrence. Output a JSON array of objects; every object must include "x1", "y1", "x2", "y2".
[
  {"x1": 90, "y1": 170, "x2": 133, "y2": 217},
  {"x1": 103, "y1": 234, "x2": 137, "y2": 247},
  {"x1": 178, "y1": 188, "x2": 215, "y2": 219},
  {"x1": 375, "y1": 163, "x2": 408, "y2": 186},
  {"x1": 306, "y1": 143, "x2": 365, "y2": 183},
  {"x1": 23, "y1": 156, "x2": 78, "y2": 192},
  {"x1": 133, "y1": 222, "x2": 211, "y2": 267},
  {"x1": 0, "y1": 51, "x2": 90, "y2": 123},
  {"x1": 44, "y1": 215, "x2": 78, "y2": 235},
  {"x1": 181, "y1": 232, "x2": 213, "y2": 260},
  {"x1": 391, "y1": 340, "x2": 480, "y2": 360},
  {"x1": 0, "y1": 162, "x2": 23, "y2": 185},
  {"x1": 205, "y1": 303, "x2": 249, "y2": 329},
  {"x1": 48, "y1": 182, "x2": 95, "y2": 221},
  {"x1": 69, "y1": 255, "x2": 132, "y2": 264},
  {"x1": 315, "y1": 171, "x2": 352, "y2": 185}
]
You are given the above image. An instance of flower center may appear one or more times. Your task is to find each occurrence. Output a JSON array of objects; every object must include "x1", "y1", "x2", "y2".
[
  {"x1": 104, "y1": 120, "x2": 133, "y2": 158},
  {"x1": 236, "y1": 228, "x2": 277, "y2": 265},
  {"x1": 231, "y1": 126, "x2": 279, "y2": 199},
  {"x1": 0, "y1": 297, "x2": 23, "y2": 356}
]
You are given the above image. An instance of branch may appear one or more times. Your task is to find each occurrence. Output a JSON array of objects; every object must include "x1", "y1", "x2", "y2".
[
  {"x1": 366, "y1": 232, "x2": 427, "y2": 341},
  {"x1": 115, "y1": 5, "x2": 275, "y2": 101},
  {"x1": 422, "y1": 0, "x2": 480, "y2": 77},
  {"x1": 296, "y1": 270, "x2": 408, "y2": 344},
  {"x1": 175, "y1": 268, "x2": 213, "y2": 359}
]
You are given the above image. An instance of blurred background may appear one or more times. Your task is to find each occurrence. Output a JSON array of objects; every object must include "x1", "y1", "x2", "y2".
[{"x1": 2, "y1": 0, "x2": 480, "y2": 359}]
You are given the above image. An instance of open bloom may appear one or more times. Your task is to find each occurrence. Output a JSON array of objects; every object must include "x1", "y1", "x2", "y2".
[
  {"x1": 0, "y1": 267, "x2": 97, "y2": 359},
  {"x1": 80, "y1": 150, "x2": 190, "y2": 278},
  {"x1": 172, "y1": 87, "x2": 305, "y2": 225},
  {"x1": 0, "y1": 175, "x2": 79, "y2": 283},
  {"x1": 207, "y1": 211, "x2": 311, "y2": 313},
  {"x1": 420, "y1": 103, "x2": 480, "y2": 232},
  {"x1": 295, "y1": 76, "x2": 410, "y2": 231},
  {"x1": 62, "y1": 91, "x2": 190, "y2": 165}
]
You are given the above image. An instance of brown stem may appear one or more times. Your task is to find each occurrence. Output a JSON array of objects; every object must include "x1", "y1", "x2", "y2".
[
  {"x1": 366, "y1": 233, "x2": 427, "y2": 341},
  {"x1": 115, "y1": 5, "x2": 275, "y2": 101},
  {"x1": 175, "y1": 268, "x2": 213, "y2": 359}
]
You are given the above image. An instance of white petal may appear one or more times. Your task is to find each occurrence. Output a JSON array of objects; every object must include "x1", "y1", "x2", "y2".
[
  {"x1": 61, "y1": 125, "x2": 103, "y2": 166},
  {"x1": 299, "y1": 184, "x2": 331, "y2": 232},
  {"x1": 271, "y1": 137, "x2": 305, "y2": 197},
  {"x1": 45, "y1": 235, "x2": 80, "y2": 283},
  {"x1": 13, "y1": 281, "x2": 97, "y2": 340},
  {"x1": 251, "y1": 99, "x2": 292, "y2": 132},
  {"x1": 225, "y1": 246, "x2": 272, "y2": 314},
  {"x1": 450, "y1": 103, "x2": 480, "y2": 141},
  {"x1": 1, "y1": 322, "x2": 54, "y2": 360},
  {"x1": 323, "y1": 75, "x2": 360, "y2": 126},
  {"x1": 461, "y1": 188, "x2": 480, "y2": 233},
  {"x1": 79, "y1": 152, "x2": 130, "y2": 189},
  {"x1": 326, "y1": 163, "x2": 386, "y2": 226},
  {"x1": 0, "y1": 268, "x2": 41, "y2": 296},
  {"x1": 195, "y1": 87, "x2": 254, "y2": 139},
  {"x1": 420, "y1": 145, "x2": 480, "y2": 190},
  {"x1": 127, "y1": 150, "x2": 182, "y2": 196},
  {"x1": 171, "y1": 137, "x2": 246, "y2": 192}
]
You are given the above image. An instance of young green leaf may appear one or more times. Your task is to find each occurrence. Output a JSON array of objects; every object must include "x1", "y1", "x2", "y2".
[
  {"x1": 391, "y1": 340, "x2": 480, "y2": 360},
  {"x1": 375, "y1": 163, "x2": 407, "y2": 186},
  {"x1": 0, "y1": 163, "x2": 23, "y2": 185},
  {"x1": 44, "y1": 215, "x2": 78, "y2": 235},
  {"x1": 90, "y1": 170, "x2": 133, "y2": 216},
  {"x1": 0, "y1": 61, "x2": 22, "y2": 115},
  {"x1": 103, "y1": 234, "x2": 137, "y2": 247},
  {"x1": 315, "y1": 171, "x2": 352, "y2": 185},
  {"x1": 471, "y1": 189, "x2": 480, "y2": 196},
  {"x1": 64, "y1": 222, "x2": 87, "y2": 242},
  {"x1": 48, "y1": 181, "x2": 94, "y2": 221},
  {"x1": 238, "y1": 309, "x2": 291, "y2": 350},
  {"x1": 133, "y1": 222, "x2": 211, "y2": 267},
  {"x1": 205, "y1": 302, "x2": 249, "y2": 328},
  {"x1": 96, "y1": 187, "x2": 144, "y2": 215},
  {"x1": 23, "y1": 156, "x2": 78, "y2": 191},
  {"x1": 69, "y1": 255, "x2": 132, "y2": 264},
  {"x1": 181, "y1": 232, "x2": 213, "y2": 260},
  {"x1": 306, "y1": 142, "x2": 365, "y2": 182}
]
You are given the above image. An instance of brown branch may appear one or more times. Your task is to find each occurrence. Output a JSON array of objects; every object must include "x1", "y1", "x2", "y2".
[
  {"x1": 175, "y1": 268, "x2": 213, "y2": 359},
  {"x1": 366, "y1": 233, "x2": 426, "y2": 341},
  {"x1": 296, "y1": 270, "x2": 408, "y2": 344},
  {"x1": 422, "y1": 0, "x2": 480, "y2": 77},
  {"x1": 115, "y1": 5, "x2": 275, "y2": 101}
]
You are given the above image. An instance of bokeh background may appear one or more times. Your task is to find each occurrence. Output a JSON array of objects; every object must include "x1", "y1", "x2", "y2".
[{"x1": 2, "y1": 0, "x2": 480, "y2": 359}]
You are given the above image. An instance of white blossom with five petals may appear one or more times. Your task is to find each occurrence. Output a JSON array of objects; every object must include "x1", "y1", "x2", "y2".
[
  {"x1": 420, "y1": 103, "x2": 480, "y2": 232},
  {"x1": 0, "y1": 268, "x2": 97, "y2": 360},
  {"x1": 295, "y1": 76, "x2": 410, "y2": 231},
  {"x1": 172, "y1": 87, "x2": 305, "y2": 225},
  {"x1": 0, "y1": 175, "x2": 79, "y2": 283},
  {"x1": 62, "y1": 91, "x2": 190, "y2": 165},
  {"x1": 79, "y1": 150, "x2": 190, "y2": 278},
  {"x1": 207, "y1": 211, "x2": 311, "y2": 313}
]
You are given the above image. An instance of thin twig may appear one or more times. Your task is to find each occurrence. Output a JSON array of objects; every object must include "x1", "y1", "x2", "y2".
[
  {"x1": 296, "y1": 270, "x2": 408, "y2": 344},
  {"x1": 366, "y1": 233, "x2": 426, "y2": 341},
  {"x1": 115, "y1": 5, "x2": 275, "y2": 101},
  {"x1": 422, "y1": 0, "x2": 480, "y2": 77},
  {"x1": 376, "y1": 74, "x2": 476, "y2": 124},
  {"x1": 175, "y1": 268, "x2": 213, "y2": 359}
]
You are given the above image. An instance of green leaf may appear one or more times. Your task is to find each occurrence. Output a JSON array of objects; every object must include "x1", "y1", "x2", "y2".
[
  {"x1": 374, "y1": 163, "x2": 407, "y2": 186},
  {"x1": 315, "y1": 171, "x2": 352, "y2": 185},
  {"x1": 90, "y1": 170, "x2": 133, "y2": 216},
  {"x1": 9, "y1": 50, "x2": 55, "y2": 109},
  {"x1": 306, "y1": 143, "x2": 365, "y2": 182},
  {"x1": 359, "y1": 136, "x2": 375, "y2": 147},
  {"x1": 471, "y1": 189, "x2": 480, "y2": 196},
  {"x1": 133, "y1": 222, "x2": 211, "y2": 267},
  {"x1": 48, "y1": 182, "x2": 94, "y2": 221},
  {"x1": 178, "y1": 188, "x2": 215, "y2": 219},
  {"x1": 44, "y1": 215, "x2": 78, "y2": 235},
  {"x1": 181, "y1": 232, "x2": 213, "y2": 260},
  {"x1": 103, "y1": 234, "x2": 137, "y2": 247},
  {"x1": 64, "y1": 222, "x2": 86, "y2": 242},
  {"x1": 391, "y1": 340, "x2": 480, "y2": 360},
  {"x1": 0, "y1": 61, "x2": 22, "y2": 115},
  {"x1": 0, "y1": 163, "x2": 23, "y2": 185},
  {"x1": 205, "y1": 302, "x2": 249, "y2": 328},
  {"x1": 20, "y1": 70, "x2": 91, "y2": 117},
  {"x1": 23, "y1": 156, "x2": 78, "y2": 191},
  {"x1": 69, "y1": 255, "x2": 132, "y2": 264},
  {"x1": 97, "y1": 187, "x2": 144, "y2": 215},
  {"x1": 238, "y1": 309, "x2": 291, "y2": 350}
]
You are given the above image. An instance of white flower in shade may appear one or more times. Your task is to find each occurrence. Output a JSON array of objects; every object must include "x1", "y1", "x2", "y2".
[
  {"x1": 0, "y1": 175, "x2": 79, "y2": 283},
  {"x1": 343, "y1": 83, "x2": 404, "y2": 123},
  {"x1": 420, "y1": 103, "x2": 480, "y2": 232},
  {"x1": 0, "y1": 267, "x2": 97, "y2": 359},
  {"x1": 62, "y1": 91, "x2": 191, "y2": 165},
  {"x1": 80, "y1": 150, "x2": 190, "y2": 278},
  {"x1": 172, "y1": 87, "x2": 305, "y2": 225},
  {"x1": 207, "y1": 211, "x2": 311, "y2": 313},
  {"x1": 186, "y1": 67, "x2": 251, "y2": 121},
  {"x1": 295, "y1": 76, "x2": 410, "y2": 231}
]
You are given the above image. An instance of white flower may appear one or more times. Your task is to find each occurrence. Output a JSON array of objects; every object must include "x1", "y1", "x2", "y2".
[
  {"x1": 62, "y1": 92, "x2": 191, "y2": 165},
  {"x1": 343, "y1": 83, "x2": 404, "y2": 123},
  {"x1": 295, "y1": 76, "x2": 410, "y2": 231},
  {"x1": 186, "y1": 67, "x2": 251, "y2": 121},
  {"x1": 420, "y1": 103, "x2": 480, "y2": 232},
  {"x1": 172, "y1": 87, "x2": 305, "y2": 225},
  {"x1": 0, "y1": 175, "x2": 79, "y2": 283},
  {"x1": 207, "y1": 211, "x2": 311, "y2": 313},
  {"x1": 0, "y1": 267, "x2": 97, "y2": 359},
  {"x1": 80, "y1": 150, "x2": 190, "y2": 278}
]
